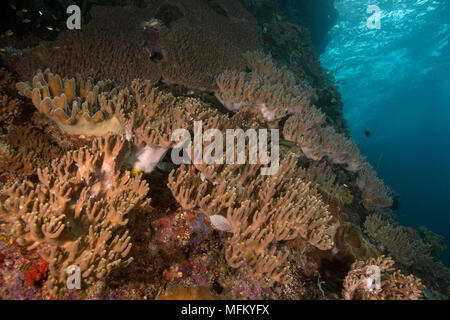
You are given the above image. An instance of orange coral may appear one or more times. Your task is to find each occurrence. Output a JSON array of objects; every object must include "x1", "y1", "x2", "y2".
[{"x1": 24, "y1": 259, "x2": 49, "y2": 287}]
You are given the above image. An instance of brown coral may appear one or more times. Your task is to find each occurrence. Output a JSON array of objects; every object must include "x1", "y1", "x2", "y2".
[
  {"x1": 342, "y1": 255, "x2": 425, "y2": 300},
  {"x1": 215, "y1": 52, "x2": 317, "y2": 121},
  {"x1": 0, "y1": 68, "x2": 23, "y2": 126},
  {"x1": 168, "y1": 152, "x2": 336, "y2": 286},
  {"x1": 152, "y1": 0, "x2": 261, "y2": 89},
  {"x1": 0, "y1": 135, "x2": 150, "y2": 295},
  {"x1": 364, "y1": 214, "x2": 420, "y2": 266},
  {"x1": 283, "y1": 114, "x2": 365, "y2": 172},
  {"x1": 12, "y1": 6, "x2": 162, "y2": 88},
  {"x1": 16, "y1": 69, "x2": 121, "y2": 138},
  {"x1": 16, "y1": 69, "x2": 226, "y2": 173},
  {"x1": 356, "y1": 163, "x2": 393, "y2": 210}
]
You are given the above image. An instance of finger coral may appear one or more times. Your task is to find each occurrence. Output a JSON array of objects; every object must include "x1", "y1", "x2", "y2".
[
  {"x1": 357, "y1": 163, "x2": 393, "y2": 210},
  {"x1": 364, "y1": 214, "x2": 420, "y2": 266},
  {"x1": 306, "y1": 160, "x2": 353, "y2": 206},
  {"x1": 215, "y1": 52, "x2": 317, "y2": 121},
  {"x1": 0, "y1": 135, "x2": 150, "y2": 295},
  {"x1": 16, "y1": 70, "x2": 224, "y2": 173},
  {"x1": 16, "y1": 69, "x2": 120, "y2": 138},
  {"x1": 342, "y1": 255, "x2": 425, "y2": 300},
  {"x1": 168, "y1": 152, "x2": 336, "y2": 286},
  {"x1": 283, "y1": 114, "x2": 365, "y2": 171}
]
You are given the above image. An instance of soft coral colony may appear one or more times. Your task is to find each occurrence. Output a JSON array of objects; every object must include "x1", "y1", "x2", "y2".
[{"x1": 0, "y1": 1, "x2": 448, "y2": 300}]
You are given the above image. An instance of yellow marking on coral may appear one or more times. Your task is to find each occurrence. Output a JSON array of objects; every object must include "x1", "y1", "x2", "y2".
[
  {"x1": 131, "y1": 168, "x2": 141, "y2": 175},
  {"x1": 9, "y1": 238, "x2": 13, "y2": 245},
  {"x1": 54, "y1": 116, "x2": 124, "y2": 138}
]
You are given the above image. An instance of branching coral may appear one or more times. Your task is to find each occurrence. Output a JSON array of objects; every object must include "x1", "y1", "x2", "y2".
[
  {"x1": 151, "y1": 0, "x2": 261, "y2": 89},
  {"x1": 364, "y1": 214, "x2": 421, "y2": 267},
  {"x1": 215, "y1": 52, "x2": 317, "y2": 121},
  {"x1": 283, "y1": 114, "x2": 365, "y2": 172},
  {"x1": 419, "y1": 226, "x2": 447, "y2": 255},
  {"x1": 284, "y1": 114, "x2": 392, "y2": 211},
  {"x1": 357, "y1": 163, "x2": 393, "y2": 211},
  {"x1": 16, "y1": 69, "x2": 225, "y2": 173},
  {"x1": 364, "y1": 214, "x2": 450, "y2": 292},
  {"x1": 342, "y1": 255, "x2": 425, "y2": 300},
  {"x1": 0, "y1": 135, "x2": 150, "y2": 295},
  {"x1": 306, "y1": 160, "x2": 353, "y2": 205},
  {"x1": 0, "y1": 142, "x2": 44, "y2": 179},
  {"x1": 168, "y1": 152, "x2": 336, "y2": 286},
  {"x1": 5, "y1": 125, "x2": 64, "y2": 161}
]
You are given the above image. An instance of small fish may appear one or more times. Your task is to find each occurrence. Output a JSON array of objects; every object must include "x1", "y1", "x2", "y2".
[
  {"x1": 280, "y1": 139, "x2": 300, "y2": 148},
  {"x1": 9, "y1": 4, "x2": 17, "y2": 10},
  {"x1": 392, "y1": 198, "x2": 399, "y2": 210},
  {"x1": 46, "y1": 26, "x2": 54, "y2": 31},
  {"x1": 364, "y1": 130, "x2": 371, "y2": 138},
  {"x1": 22, "y1": 18, "x2": 31, "y2": 23},
  {"x1": 22, "y1": 8, "x2": 28, "y2": 13},
  {"x1": 209, "y1": 214, "x2": 233, "y2": 232},
  {"x1": 156, "y1": 162, "x2": 176, "y2": 173},
  {"x1": 38, "y1": 10, "x2": 43, "y2": 15},
  {"x1": 5, "y1": 30, "x2": 14, "y2": 37}
]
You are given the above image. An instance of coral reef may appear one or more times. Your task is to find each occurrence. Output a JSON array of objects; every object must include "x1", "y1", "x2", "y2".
[
  {"x1": 10, "y1": 6, "x2": 162, "y2": 88},
  {"x1": 0, "y1": 1, "x2": 448, "y2": 301},
  {"x1": 168, "y1": 152, "x2": 336, "y2": 286},
  {"x1": 357, "y1": 163, "x2": 393, "y2": 211},
  {"x1": 342, "y1": 256, "x2": 425, "y2": 300},
  {"x1": 364, "y1": 213, "x2": 419, "y2": 266},
  {"x1": 0, "y1": 135, "x2": 150, "y2": 295},
  {"x1": 215, "y1": 51, "x2": 317, "y2": 121},
  {"x1": 24, "y1": 259, "x2": 49, "y2": 287},
  {"x1": 0, "y1": 67, "x2": 22, "y2": 126}
]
